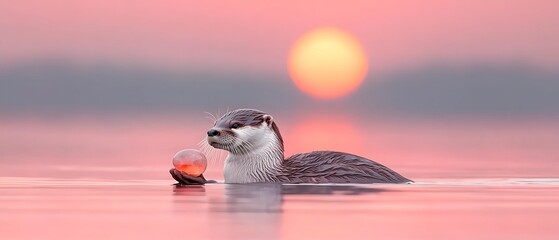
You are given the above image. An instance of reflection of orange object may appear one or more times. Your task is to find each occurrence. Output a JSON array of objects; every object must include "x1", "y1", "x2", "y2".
[
  {"x1": 288, "y1": 27, "x2": 368, "y2": 99},
  {"x1": 172, "y1": 149, "x2": 207, "y2": 177}
]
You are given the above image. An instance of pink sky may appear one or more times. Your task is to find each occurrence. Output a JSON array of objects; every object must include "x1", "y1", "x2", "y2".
[{"x1": 1, "y1": 0, "x2": 558, "y2": 75}]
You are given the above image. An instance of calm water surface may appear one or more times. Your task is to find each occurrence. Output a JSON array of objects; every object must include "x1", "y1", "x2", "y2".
[
  {"x1": 1, "y1": 178, "x2": 559, "y2": 240},
  {"x1": 1, "y1": 114, "x2": 558, "y2": 239}
]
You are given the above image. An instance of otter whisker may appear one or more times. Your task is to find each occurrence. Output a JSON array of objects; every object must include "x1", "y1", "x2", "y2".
[
  {"x1": 199, "y1": 142, "x2": 210, "y2": 156},
  {"x1": 199, "y1": 138, "x2": 221, "y2": 168},
  {"x1": 197, "y1": 138, "x2": 209, "y2": 154},
  {"x1": 210, "y1": 146, "x2": 222, "y2": 168},
  {"x1": 197, "y1": 137, "x2": 208, "y2": 148},
  {"x1": 200, "y1": 142, "x2": 219, "y2": 165},
  {"x1": 201, "y1": 141, "x2": 212, "y2": 155},
  {"x1": 204, "y1": 116, "x2": 216, "y2": 123},
  {"x1": 210, "y1": 143, "x2": 223, "y2": 165},
  {"x1": 204, "y1": 111, "x2": 217, "y2": 122},
  {"x1": 218, "y1": 146, "x2": 224, "y2": 164},
  {"x1": 239, "y1": 142, "x2": 251, "y2": 155},
  {"x1": 234, "y1": 139, "x2": 245, "y2": 155},
  {"x1": 230, "y1": 142, "x2": 241, "y2": 154},
  {"x1": 235, "y1": 135, "x2": 254, "y2": 155},
  {"x1": 242, "y1": 141, "x2": 256, "y2": 155}
]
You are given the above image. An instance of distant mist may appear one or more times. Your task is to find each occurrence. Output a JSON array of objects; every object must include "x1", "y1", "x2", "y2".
[
  {"x1": 1, "y1": 60, "x2": 558, "y2": 117},
  {"x1": 0, "y1": 61, "x2": 307, "y2": 114},
  {"x1": 353, "y1": 64, "x2": 559, "y2": 117}
]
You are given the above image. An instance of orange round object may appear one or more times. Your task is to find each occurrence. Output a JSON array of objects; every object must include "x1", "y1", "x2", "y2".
[
  {"x1": 288, "y1": 27, "x2": 368, "y2": 99},
  {"x1": 172, "y1": 149, "x2": 207, "y2": 177}
]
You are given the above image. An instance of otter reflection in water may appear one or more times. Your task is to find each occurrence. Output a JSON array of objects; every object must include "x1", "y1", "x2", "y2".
[
  {"x1": 173, "y1": 184, "x2": 388, "y2": 213},
  {"x1": 170, "y1": 109, "x2": 412, "y2": 184},
  {"x1": 172, "y1": 184, "x2": 389, "y2": 240}
]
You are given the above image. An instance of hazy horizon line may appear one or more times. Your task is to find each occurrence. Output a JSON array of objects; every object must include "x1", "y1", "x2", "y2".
[{"x1": 1, "y1": 59, "x2": 558, "y2": 118}]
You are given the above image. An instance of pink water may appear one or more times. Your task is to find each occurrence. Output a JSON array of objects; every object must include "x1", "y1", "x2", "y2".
[{"x1": 1, "y1": 113, "x2": 558, "y2": 239}]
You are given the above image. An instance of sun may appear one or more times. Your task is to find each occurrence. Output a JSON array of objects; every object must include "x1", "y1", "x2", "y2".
[{"x1": 288, "y1": 27, "x2": 368, "y2": 100}]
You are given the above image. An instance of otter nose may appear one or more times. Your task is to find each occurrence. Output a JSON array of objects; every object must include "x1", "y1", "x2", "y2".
[{"x1": 207, "y1": 129, "x2": 220, "y2": 137}]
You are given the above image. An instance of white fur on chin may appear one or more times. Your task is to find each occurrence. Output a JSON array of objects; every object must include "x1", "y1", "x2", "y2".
[{"x1": 223, "y1": 122, "x2": 283, "y2": 183}]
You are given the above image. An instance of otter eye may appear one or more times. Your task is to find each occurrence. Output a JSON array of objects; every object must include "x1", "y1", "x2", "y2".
[{"x1": 231, "y1": 123, "x2": 242, "y2": 129}]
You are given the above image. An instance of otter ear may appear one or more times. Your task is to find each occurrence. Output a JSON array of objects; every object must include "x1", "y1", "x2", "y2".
[{"x1": 262, "y1": 115, "x2": 274, "y2": 126}]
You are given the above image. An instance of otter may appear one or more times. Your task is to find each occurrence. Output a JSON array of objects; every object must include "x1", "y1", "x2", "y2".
[{"x1": 170, "y1": 109, "x2": 412, "y2": 184}]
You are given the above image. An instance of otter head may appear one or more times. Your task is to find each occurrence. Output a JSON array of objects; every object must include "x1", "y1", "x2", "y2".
[{"x1": 206, "y1": 109, "x2": 284, "y2": 155}]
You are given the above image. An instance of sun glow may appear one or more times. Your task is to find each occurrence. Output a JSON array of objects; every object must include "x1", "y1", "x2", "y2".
[
  {"x1": 284, "y1": 114, "x2": 365, "y2": 157},
  {"x1": 288, "y1": 27, "x2": 368, "y2": 99}
]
